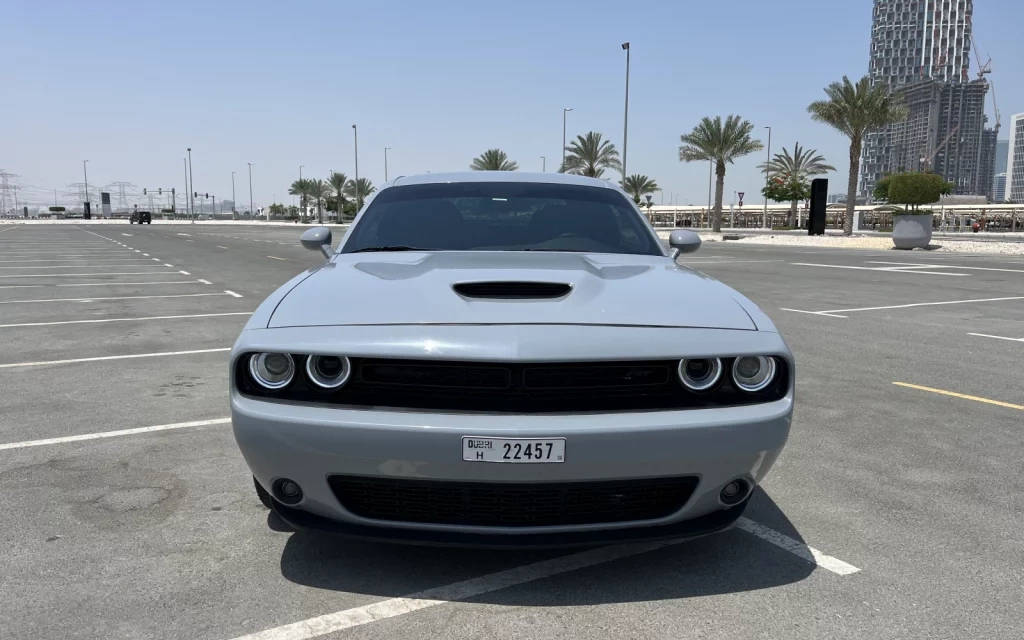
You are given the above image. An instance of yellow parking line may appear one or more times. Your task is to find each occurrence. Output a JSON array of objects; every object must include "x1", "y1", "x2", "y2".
[{"x1": 893, "y1": 382, "x2": 1024, "y2": 411}]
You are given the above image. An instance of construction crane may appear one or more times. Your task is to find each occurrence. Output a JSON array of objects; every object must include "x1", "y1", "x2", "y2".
[
  {"x1": 922, "y1": 125, "x2": 960, "y2": 172},
  {"x1": 971, "y1": 35, "x2": 1000, "y2": 134}
]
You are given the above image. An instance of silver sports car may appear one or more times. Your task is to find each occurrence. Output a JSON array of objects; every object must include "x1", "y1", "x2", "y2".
[{"x1": 230, "y1": 172, "x2": 794, "y2": 547}]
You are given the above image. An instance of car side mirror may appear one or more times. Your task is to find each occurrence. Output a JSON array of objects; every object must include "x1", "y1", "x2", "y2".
[
  {"x1": 668, "y1": 229, "x2": 701, "y2": 258},
  {"x1": 300, "y1": 226, "x2": 333, "y2": 259}
]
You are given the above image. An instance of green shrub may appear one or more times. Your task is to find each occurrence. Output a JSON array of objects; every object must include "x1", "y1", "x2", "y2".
[{"x1": 888, "y1": 173, "x2": 952, "y2": 212}]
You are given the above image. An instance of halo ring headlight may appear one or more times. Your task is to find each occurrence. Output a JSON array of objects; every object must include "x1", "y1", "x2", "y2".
[
  {"x1": 677, "y1": 358, "x2": 723, "y2": 392},
  {"x1": 732, "y1": 356, "x2": 777, "y2": 392},
  {"x1": 249, "y1": 353, "x2": 295, "y2": 390},
  {"x1": 306, "y1": 355, "x2": 352, "y2": 389}
]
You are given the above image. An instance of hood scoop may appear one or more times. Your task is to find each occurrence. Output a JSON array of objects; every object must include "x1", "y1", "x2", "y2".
[{"x1": 453, "y1": 281, "x2": 572, "y2": 300}]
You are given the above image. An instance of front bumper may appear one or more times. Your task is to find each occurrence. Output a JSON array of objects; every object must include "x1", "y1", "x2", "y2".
[{"x1": 232, "y1": 391, "x2": 792, "y2": 545}]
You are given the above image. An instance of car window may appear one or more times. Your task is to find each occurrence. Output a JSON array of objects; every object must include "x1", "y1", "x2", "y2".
[{"x1": 341, "y1": 182, "x2": 662, "y2": 256}]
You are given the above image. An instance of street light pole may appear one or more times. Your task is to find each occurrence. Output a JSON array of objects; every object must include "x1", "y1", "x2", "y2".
[
  {"x1": 621, "y1": 42, "x2": 630, "y2": 182},
  {"x1": 562, "y1": 108, "x2": 573, "y2": 172},
  {"x1": 541, "y1": 156, "x2": 546, "y2": 172},
  {"x1": 183, "y1": 158, "x2": 189, "y2": 219},
  {"x1": 299, "y1": 165, "x2": 305, "y2": 220},
  {"x1": 707, "y1": 160, "x2": 713, "y2": 212},
  {"x1": 187, "y1": 148, "x2": 194, "y2": 224},
  {"x1": 763, "y1": 126, "x2": 772, "y2": 229},
  {"x1": 82, "y1": 160, "x2": 89, "y2": 216},
  {"x1": 384, "y1": 146, "x2": 391, "y2": 182},
  {"x1": 231, "y1": 171, "x2": 236, "y2": 214},
  {"x1": 352, "y1": 125, "x2": 360, "y2": 209},
  {"x1": 247, "y1": 163, "x2": 254, "y2": 223}
]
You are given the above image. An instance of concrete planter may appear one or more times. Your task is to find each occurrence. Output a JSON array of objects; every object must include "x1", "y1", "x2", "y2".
[{"x1": 892, "y1": 214, "x2": 933, "y2": 249}]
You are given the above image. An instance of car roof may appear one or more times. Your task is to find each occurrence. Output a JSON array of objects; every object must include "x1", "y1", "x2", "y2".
[{"x1": 390, "y1": 172, "x2": 617, "y2": 189}]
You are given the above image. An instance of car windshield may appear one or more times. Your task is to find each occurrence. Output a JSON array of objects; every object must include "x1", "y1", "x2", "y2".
[{"x1": 341, "y1": 182, "x2": 662, "y2": 256}]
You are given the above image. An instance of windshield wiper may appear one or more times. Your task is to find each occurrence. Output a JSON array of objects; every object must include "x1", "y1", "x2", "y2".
[{"x1": 348, "y1": 245, "x2": 433, "y2": 253}]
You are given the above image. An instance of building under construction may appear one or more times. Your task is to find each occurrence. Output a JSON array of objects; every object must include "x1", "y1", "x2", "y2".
[{"x1": 861, "y1": 0, "x2": 998, "y2": 201}]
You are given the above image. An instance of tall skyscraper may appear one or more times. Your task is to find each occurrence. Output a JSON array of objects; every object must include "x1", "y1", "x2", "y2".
[
  {"x1": 993, "y1": 173, "x2": 1006, "y2": 202},
  {"x1": 995, "y1": 139, "x2": 1010, "y2": 174},
  {"x1": 1006, "y1": 114, "x2": 1024, "y2": 203},
  {"x1": 861, "y1": 0, "x2": 995, "y2": 201}
]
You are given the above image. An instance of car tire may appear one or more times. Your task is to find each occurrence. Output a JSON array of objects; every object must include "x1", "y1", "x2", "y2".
[{"x1": 254, "y1": 476, "x2": 273, "y2": 509}]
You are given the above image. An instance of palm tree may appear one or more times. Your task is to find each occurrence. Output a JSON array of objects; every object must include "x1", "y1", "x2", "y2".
[
  {"x1": 758, "y1": 143, "x2": 836, "y2": 227},
  {"x1": 561, "y1": 131, "x2": 621, "y2": 177},
  {"x1": 343, "y1": 177, "x2": 375, "y2": 210},
  {"x1": 470, "y1": 149, "x2": 518, "y2": 171},
  {"x1": 328, "y1": 171, "x2": 348, "y2": 221},
  {"x1": 678, "y1": 115, "x2": 764, "y2": 232},
  {"x1": 288, "y1": 178, "x2": 311, "y2": 221},
  {"x1": 621, "y1": 174, "x2": 660, "y2": 205},
  {"x1": 305, "y1": 178, "x2": 332, "y2": 224},
  {"x1": 808, "y1": 75, "x2": 908, "y2": 235}
]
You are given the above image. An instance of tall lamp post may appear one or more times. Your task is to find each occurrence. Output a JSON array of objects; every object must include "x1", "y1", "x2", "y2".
[
  {"x1": 763, "y1": 126, "x2": 772, "y2": 229},
  {"x1": 247, "y1": 163, "x2": 255, "y2": 223},
  {"x1": 299, "y1": 165, "x2": 305, "y2": 220},
  {"x1": 384, "y1": 146, "x2": 391, "y2": 182},
  {"x1": 352, "y1": 125, "x2": 360, "y2": 209},
  {"x1": 540, "y1": 156, "x2": 546, "y2": 172},
  {"x1": 183, "y1": 158, "x2": 189, "y2": 219},
  {"x1": 562, "y1": 108, "x2": 573, "y2": 171},
  {"x1": 231, "y1": 171, "x2": 236, "y2": 214},
  {"x1": 621, "y1": 42, "x2": 630, "y2": 182},
  {"x1": 187, "y1": 148, "x2": 195, "y2": 224},
  {"x1": 82, "y1": 160, "x2": 90, "y2": 217}
]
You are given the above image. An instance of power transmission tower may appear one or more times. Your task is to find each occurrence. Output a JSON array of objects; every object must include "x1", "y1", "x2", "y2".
[
  {"x1": 104, "y1": 182, "x2": 135, "y2": 214},
  {"x1": 0, "y1": 170, "x2": 20, "y2": 216}
]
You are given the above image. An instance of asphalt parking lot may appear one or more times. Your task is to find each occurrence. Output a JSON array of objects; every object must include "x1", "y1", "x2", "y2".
[{"x1": 1, "y1": 223, "x2": 1022, "y2": 639}]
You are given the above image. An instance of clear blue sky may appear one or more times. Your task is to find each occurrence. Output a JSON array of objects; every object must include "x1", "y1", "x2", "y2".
[{"x1": 4, "y1": 0, "x2": 1022, "y2": 211}]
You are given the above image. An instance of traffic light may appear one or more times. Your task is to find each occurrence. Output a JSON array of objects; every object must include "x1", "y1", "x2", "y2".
[
  {"x1": 158, "y1": 188, "x2": 162, "y2": 195},
  {"x1": 194, "y1": 192, "x2": 198, "y2": 198},
  {"x1": 205, "y1": 193, "x2": 209, "y2": 198},
  {"x1": 142, "y1": 188, "x2": 147, "y2": 195}
]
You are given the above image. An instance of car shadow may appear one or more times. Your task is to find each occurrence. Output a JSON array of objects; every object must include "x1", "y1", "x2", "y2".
[{"x1": 277, "y1": 489, "x2": 816, "y2": 605}]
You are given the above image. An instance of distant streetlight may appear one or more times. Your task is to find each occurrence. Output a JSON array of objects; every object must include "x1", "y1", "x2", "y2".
[
  {"x1": 621, "y1": 42, "x2": 630, "y2": 181},
  {"x1": 763, "y1": 126, "x2": 772, "y2": 229},
  {"x1": 384, "y1": 146, "x2": 391, "y2": 182},
  {"x1": 187, "y1": 148, "x2": 195, "y2": 224},
  {"x1": 231, "y1": 171, "x2": 237, "y2": 213},
  {"x1": 540, "y1": 156, "x2": 546, "y2": 172},
  {"x1": 82, "y1": 160, "x2": 90, "y2": 217},
  {"x1": 352, "y1": 125, "x2": 360, "y2": 208},
  {"x1": 183, "y1": 158, "x2": 189, "y2": 219},
  {"x1": 247, "y1": 163, "x2": 254, "y2": 222},
  {"x1": 298, "y1": 165, "x2": 305, "y2": 219},
  {"x1": 562, "y1": 108, "x2": 573, "y2": 171}
]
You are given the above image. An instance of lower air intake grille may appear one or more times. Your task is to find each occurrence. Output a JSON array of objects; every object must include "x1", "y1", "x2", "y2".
[{"x1": 329, "y1": 476, "x2": 699, "y2": 527}]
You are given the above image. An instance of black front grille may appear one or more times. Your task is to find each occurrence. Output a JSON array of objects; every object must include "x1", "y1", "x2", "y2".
[
  {"x1": 235, "y1": 356, "x2": 790, "y2": 413},
  {"x1": 328, "y1": 476, "x2": 699, "y2": 527},
  {"x1": 453, "y1": 281, "x2": 572, "y2": 299}
]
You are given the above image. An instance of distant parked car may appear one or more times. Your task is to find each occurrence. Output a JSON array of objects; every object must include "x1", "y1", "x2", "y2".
[{"x1": 130, "y1": 211, "x2": 152, "y2": 224}]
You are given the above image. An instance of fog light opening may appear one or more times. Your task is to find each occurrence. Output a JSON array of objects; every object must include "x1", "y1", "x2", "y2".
[
  {"x1": 273, "y1": 479, "x2": 304, "y2": 505},
  {"x1": 720, "y1": 479, "x2": 751, "y2": 506}
]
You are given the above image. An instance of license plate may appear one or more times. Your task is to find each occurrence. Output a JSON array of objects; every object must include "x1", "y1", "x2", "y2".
[{"x1": 462, "y1": 437, "x2": 565, "y2": 463}]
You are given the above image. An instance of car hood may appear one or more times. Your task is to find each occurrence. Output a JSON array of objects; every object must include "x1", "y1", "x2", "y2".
[{"x1": 267, "y1": 252, "x2": 757, "y2": 330}]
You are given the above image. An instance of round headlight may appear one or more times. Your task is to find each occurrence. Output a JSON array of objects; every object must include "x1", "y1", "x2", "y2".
[
  {"x1": 677, "y1": 357, "x2": 723, "y2": 391},
  {"x1": 731, "y1": 356, "x2": 777, "y2": 392},
  {"x1": 306, "y1": 355, "x2": 352, "y2": 389},
  {"x1": 248, "y1": 352, "x2": 295, "y2": 390}
]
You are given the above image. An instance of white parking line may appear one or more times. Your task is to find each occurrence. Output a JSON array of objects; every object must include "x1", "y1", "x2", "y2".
[
  {"x1": 734, "y1": 517, "x2": 860, "y2": 575},
  {"x1": 0, "y1": 418, "x2": 230, "y2": 451},
  {"x1": 0, "y1": 258, "x2": 153, "y2": 263},
  {"x1": 0, "y1": 264, "x2": 166, "y2": 270},
  {"x1": 968, "y1": 332, "x2": 1024, "y2": 343},
  {"x1": 0, "y1": 271, "x2": 176, "y2": 279},
  {"x1": 179, "y1": 270, "x2": 191, "y2": 275},
  {"x1": 0, "y1": 292, "x2": 236, "y2": 305},
  {"x1": 0, "y1": 348, "x2": 231, "y2": 369},
  {"x1": 783, "y1": 295, "x2": 1024, "y2": 318},
  {"x1": 790, "y1": 262, "x2": 968, "y2": 277},
  {"x1": 217, "y1": 245, "x2": 229, "y2": 249},
  {"x1": 267, "y1": 256, "x2": 286, "y2": 261},
  {"x1": 224, "y1": 290, "x2": 243, "y2": 298},
  {"x1": 866, "y1": 261, "x2": 1024, "y2": 274},
  {"x1": 164, "y1": 263, "x2": 174, "y2": 267},
  {"x1": 197, "y1": 278, "x2": 213, "y2": 284},
  {"x1": 56, "y1": 281, "x2": 204, "y2": 287},
  {"x1": 0, "y1": 311, "x2": 251, "y2": 329},
  {"x1": 225, "y1": 519, "x2": 858, "y2": 640}
]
